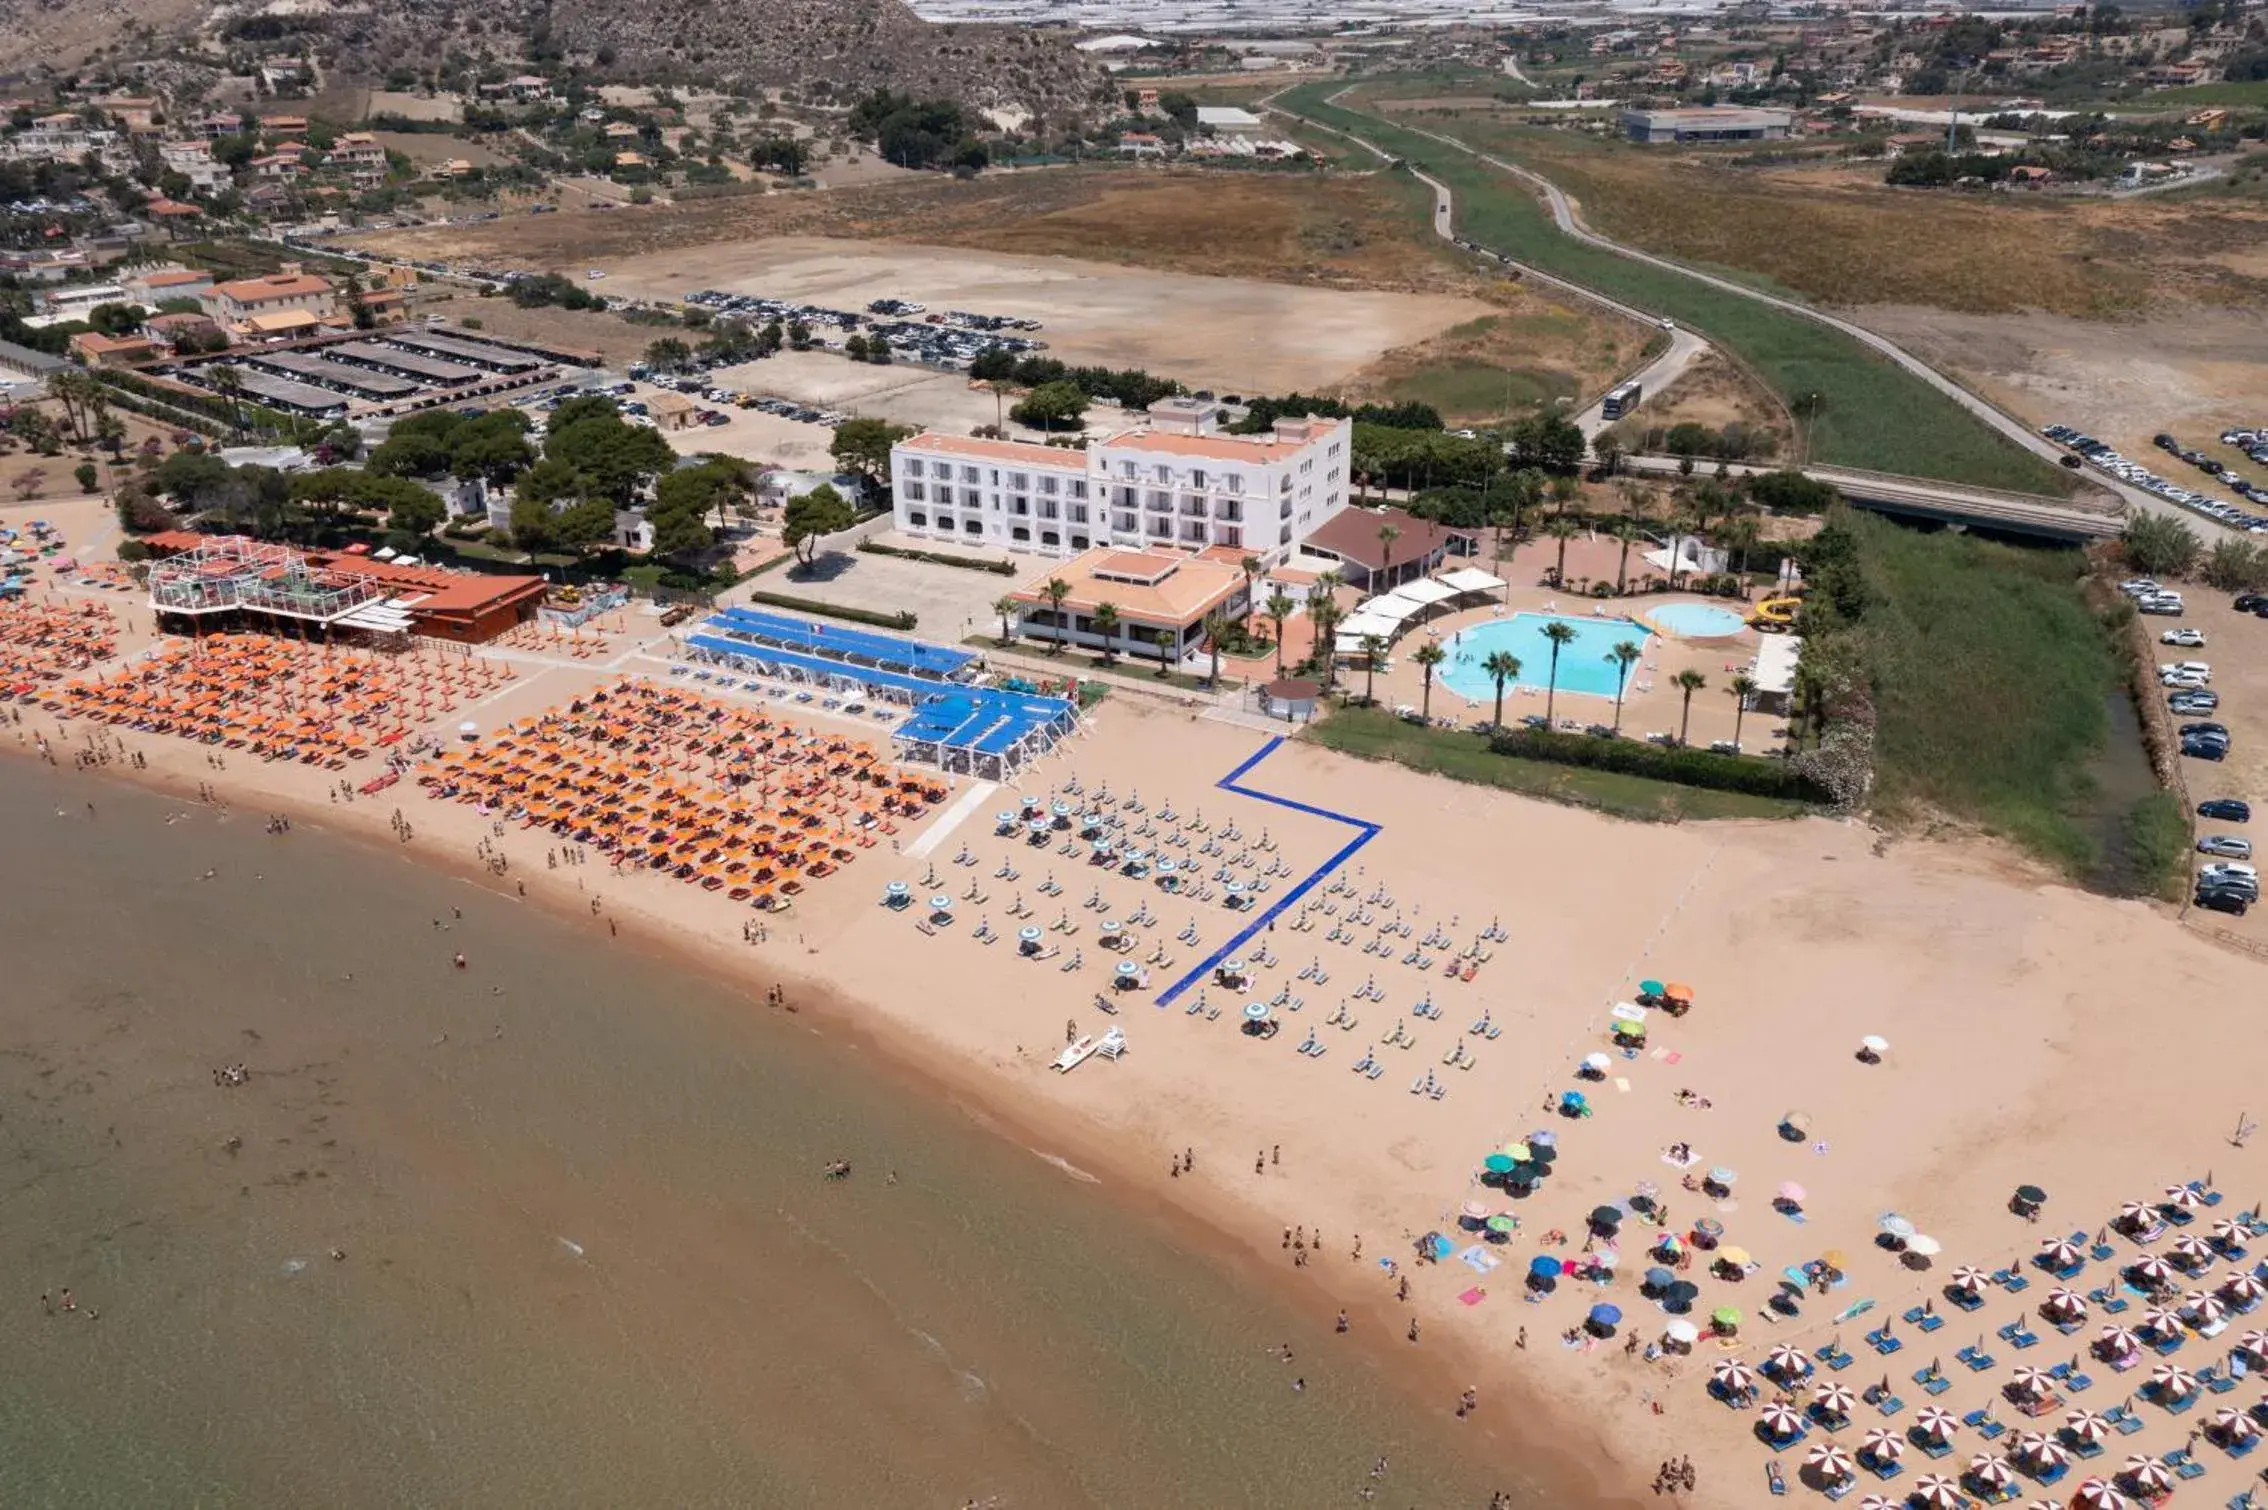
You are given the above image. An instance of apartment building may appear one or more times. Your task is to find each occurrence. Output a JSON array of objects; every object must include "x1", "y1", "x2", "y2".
[
  {"x1": 201, "y1": 265, "x2": 337, "y2": 330},
  {"x1": 889, "y1": 398, "x2": 1350, "y2": 563},
  {"x1": 326, "y1": 132, "x2": 388, "y2": 185},
  {"x1": 160, "y1": 139, "x2": 229, "y2": 193}
]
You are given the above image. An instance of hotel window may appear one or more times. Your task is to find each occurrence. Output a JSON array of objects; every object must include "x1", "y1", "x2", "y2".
[
  {"x1": 1070, "y1": 534, "x2": 1090, "y2": 550},
  {"x1": 902, "y1": 458, "x2": 924, "y2": 477},
  {"x1": 963, "y1": 518, "x2": 983, "y2": 536},
  {"x1": 1279, "y1": 524, "x2": 1292, "y2": 546},
  {"x1": 1070, "y1": 480, "x2": 1088, "y2": 499},
  {"x1": 1039, "y1": 475, "x2": 1059, "y2": 495},
  {"x1": 1225, "y1": 473, "x2": 1243, "y2": 493},
  {"x1": 1069, "y1": 505, "x2": 1089, "y2": 524},
  {"x1": 901, "y1": 481, "x2": 925, "y2": 501},
  {"x1": 1011, "y1": 525, "x2": 1031, "y2": 542},
  {"x1": 961, "y1": 465, "x2": 980, "y2": 483},
  {"x1": 907, "y1": 510, "x2": 928, "y2": 528},
  {"x1": 1040, "y1": 530, "x2": 1060, "y2": 547},
  {"x1": 932, "y1": 486, "x2": 953, "y2": 506},
  {"x1": 1011, "y1": 496, "x2": 1030, "y2": 516},
  {"x1": 1192, "y1": 469, "x2": 1207, "y2": 489},
  {"x1": 1039, "y1": 500, "x2": 1059, "y2": 520},
  {"x1": 1280, "y1": 476, "x2": 1292, "y2": 492},
  {"x1": 1153, "y1": 464, "x2": 1170, "y2": 483},
  {"x1": 1008, "y1": 472, "x2": 1029, "y2": 491},
  {"x1": 1119, "y1": 461, "x2": 1136, "y2": 478}
]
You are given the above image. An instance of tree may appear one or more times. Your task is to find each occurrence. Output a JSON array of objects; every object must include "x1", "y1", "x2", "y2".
[
  {"x1": 1664, "y1": 509, "x2": 1699, "y2": 589},
  {"x1": 1546, "y1": 516, "x2": 1580, "y2": 586},
  {"x1": 387, "y1": 482, "x2": 445, "y2": 536},
  {"x1": 1412, "y1": 641, "x2": 1446, "y2": 722},
  {"x1": 49, "y1": 369, "x2": 97, "y2": 442},
  {"x1": 844, "y1": 333, "x2": 869, "y2": 362},
  {"x1": 367, "y1": 428, "x2": 452, "y2": 477},
  {"x1": 1360, "y1": 633, "x2": 1386, "y2": 704},
  {"x1": 994, "y1": 594, "x2": 1021, "y2": 647},
  {"x1": 1307, "y1": 570, "x2": 1344, "y2": 689},
  {"x1": 114, "y1": 480, "x2": 171, "y2": 534},
  {"x1": 643, "y1": 336, "x2": 692, "y2": 372},
  {"x1": 830, "y1": 417, "x2": 914, "y2": 488},
  {"x1": 2122, "y1": 512, "x2": 2199, "y2": 578},
  {"x1": 1376, "y1": 522, "x2": 1401, "y2": 587},
  {"x1": 152, "y1": 450, "x2": 235, "y2": 513},
  {"x1": 786, "y1": 320, "x2": 811, "y2": 350},
  {"x1": 73, "y1": 460, "x2": 98, "y2": 494},
  {"x1": 1611, "y1": 516, "x2": 1638, "y2": 596},
  {"x1": 1608, "y1": 640, "x2": 1643, "y2": 733},
  {"x1": 781, "y1": 482, "x2": 853, "y2": 566},
  {"x1": 544, "y1": 410, "x2": 672, "y2": 504},
  {"x1": 1010, "y1": 379, "x2": 1087, "y2": 433},
  {"x1": 1592, "y1": 432, "x2": 1623, "y2": 475},
  {"x1": 1265, "y1": 590, "x2": 1295, "y2": 676},
  {"x1": 1240, "y1": 554, "x2": 1263, "y2": 627},
  {"x1": 12, "y1": 466, "x2": 44, "y2": 501},
  {"x1": 1672, "y1": 669, "x2": 1707, "y2": 745},
  {"x1": 1090, "y1": 601, "x2": 1122, "y2": 665},
  {"x1": 509, "y1": 491, "x2": 561, "y2": 551},
  {"x1": 1043, "y1": 577, "x2": 1072, "y2": 652},
  {"x1": 1482, "y1": 649, "x2": 1520, "y2": 731},
  {"x1": 1728, "y1": 673, "x2": 1758, "y2": 752},
  {"x1": 1201, "y1": 609, "x2": 1233, "y2": 688},
  {"x1": 1540, "y1": 619, "x2": 1577, "y2": 726},
  {"x1": 208, "y1": 365, "x2": 246, "y2": 440}
]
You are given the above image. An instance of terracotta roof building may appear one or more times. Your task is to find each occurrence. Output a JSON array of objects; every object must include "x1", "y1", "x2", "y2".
[{"x1": 1004, "y1": 545, "x2": 1249, "y2": 665}]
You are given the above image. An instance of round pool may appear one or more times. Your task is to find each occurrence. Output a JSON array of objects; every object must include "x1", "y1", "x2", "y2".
[{"x1": 1646, "y1": 602, "x2": 1748, "y2": 638}]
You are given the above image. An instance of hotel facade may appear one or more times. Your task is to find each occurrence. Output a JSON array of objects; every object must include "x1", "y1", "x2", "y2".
[{"x1": 888, "y1": 398, "x2": 1351, "y2": 564}]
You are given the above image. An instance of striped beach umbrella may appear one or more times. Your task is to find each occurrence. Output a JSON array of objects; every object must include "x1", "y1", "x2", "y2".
[
  {"x1": 2182, "y1": 1289, "x2": 2226, "y2": 1326},
  {"x1": 1861, "y1": 1427, "x2": 1905, "y2": 1464},
  {"x1": 2150, "y1": 1362, "x2": 2198, "y2": 1400},
  {"x1": 1815, "y1": 1382, "x2": 1857, "y2": 1420},
  {"x1": 1767, "y1": 1343, "x2": 1814, "y2": 1381},
  {"x1": 1915, "y1": 1405, "x2": 1960, "y2": 1442},
  {"x1": 2043, "y1": 1287, "x2": 2088, "y2": 1322},
  {"x1": 2063, "y1": 1409, "x2": 2110, "y2": 1446},
  {"x1": 2225, "y1": 1275, "x2": 2268, "y2": 1309},
  {"x1": 1858, "y1": 1498, "x2": 1897, "y2": 1510},
  {"x1": 2215, "y1": 1404, "x2": 2259, "y2": 1437},
  {"x1": 2165, "y1": 1183, "x2": 2206, "y2": 1213},
  {"x1": 2120, "y1": 1455, "x2": 2174, "y2": 1495},
  {"x1": 1806, "y1": 1441, "x2": 1854, "y2": 1481},
  {"x1": 1760, "y1": 1400, "x2": 1805, "y2": 1440},
  {"x1": 2096, "y1": 1325, "x2": 2140, "y2": 1359},
  {"x1": 2129, "y1": 1253, "x2": 2175, "y2": 1287},
  {"x1": 2009, "y1": 1365, "x2": 2054, "y2": 1399},
  {"x1": 2018, "y1": 1432, "x2": 2067, "y2": 1473},
  {"x1": 2214, "y1": 1215, "x2": 2251, "y2": 1247},
  {"x1": 2038, "y1": 1238, "x2": 2084, "y2": 1270},
  {"x1": 2171, "y1": 1233, "x2": 2216, "y2": 1267},
  {"x1": 1966, "y1": 1454, "x2": 2015, "y2": 1492},
  {"x1": 1950, "y1": 1265, "x2": 1989, "y2": 1295},
  {"x1": 1908, "y1": 1472, "x2": 1963, "y2": 1509},
  {"x1": 2139, "y1": 1306, "x2": 2184, "y2": 1340},
  {"x1": 2070, "y1": 1480, "x2": 2130, "y2": 1510},
  {"x1": 2118, "y1": 1201, "x2": 2157, "y2": 1230},
  {"x1": 1711, "y1": 1358, "x2": 1757, "y2": 1396}
]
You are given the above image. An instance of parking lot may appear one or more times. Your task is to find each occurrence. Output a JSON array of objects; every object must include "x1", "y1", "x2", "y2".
[
  {"x1": 2045, "y1": 422, "x2": 2268, "y2": 534},
  {"x1": 2144, "y1": 584, "x2": 2268, "y2": 938}
]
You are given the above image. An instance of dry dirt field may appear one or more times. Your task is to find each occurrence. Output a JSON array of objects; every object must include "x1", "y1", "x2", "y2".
[
  {"x1": 1345, "y1": 287, "x2": 1649, "y2": 426},
  {"x1": 591, "y1": 235, "x2": 1491, "y2": 395},
  {"x1": 1620, "y1": 349, "x2": 1792, "y2": 450}
]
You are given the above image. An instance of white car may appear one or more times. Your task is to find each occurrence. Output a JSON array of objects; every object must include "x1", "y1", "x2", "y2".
[
  {"x1": 2160, "y1": 661, "x2": 2212, "y2": 680},
  {"x1": 2162, "y1": 628, "x2": 2207, "y2": 647}
]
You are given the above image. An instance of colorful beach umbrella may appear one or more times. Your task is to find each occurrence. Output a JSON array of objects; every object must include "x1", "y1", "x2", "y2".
[
  {"x1": 1639, "y1": 978, "x2": 1665, "y2": 998},
  {"x1": 1706, "y1": 1165, "x2": 1738, "y2": 1187},
  {"x1": 1486, "y1": 1215, "x2": 1518, "y2": 1237},
  {"x1": 1528, "y1": 1255, "x2": 1562, "y2": 1279},
  {"x1": 1501, "y1": 1142, "x2": 1532, "y2": 1162},
  {"x1": 1712, "y1": 1305, "x2": 1743, "y2": 1328},
  {"x1": 1588, "y1": 1303, "x2": 1622, "y2": 1327},
  {"x1": 1482, "y1": 1153, "x2": 1517, "y2": 1176}
]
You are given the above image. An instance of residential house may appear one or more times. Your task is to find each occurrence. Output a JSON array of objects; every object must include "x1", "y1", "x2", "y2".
[
  {"x1": 145, "y1": 310, "x2": 224, "y2": 352},
  {"x1": 68, "y1": 329, "x2": 160, "y2": 367},
  {"x1": 201, "y1": 264, "x2": 337, "y2": 332},
  {"x1": 326, "y1": 131, "x2": 387, "y2": 186},
  {"x1": 125, "y1": 266, "x2": 214, "y2": 307},
  {"x1": 1118, "y1": 132, "x2": 1166, "y2": 157},
  {"x1": 257, "y1": 113, "x2": 309, "y2": 137},
  {"x1": 160, "y1": 139, "x2": 229, "y2": 192}
]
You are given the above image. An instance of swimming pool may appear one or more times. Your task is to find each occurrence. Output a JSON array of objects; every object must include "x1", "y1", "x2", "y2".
[
  {"x1": 1438, "y1": 614, "x2": 1651, "y2": 702},
  {"x1": 1647, "y1": 601, "x2": 1748, "y2": 638}
]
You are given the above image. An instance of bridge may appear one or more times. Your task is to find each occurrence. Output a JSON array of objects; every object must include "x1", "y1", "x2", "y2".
[{"x1": 1616, "y1": 455, "x2": 2124, "y2": 543}]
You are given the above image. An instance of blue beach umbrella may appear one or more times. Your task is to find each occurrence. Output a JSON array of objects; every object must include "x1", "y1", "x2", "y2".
[
  {"x1": 1589, "y1": 1304, "x2": 1623, "y2": 1327},
  {"x1": 1529, "y1": 1255, "x2": 1563, "y2": 1279},
  {"x1": 1644, "y1": 1266, "x2": 1676, "y2": 1290}
]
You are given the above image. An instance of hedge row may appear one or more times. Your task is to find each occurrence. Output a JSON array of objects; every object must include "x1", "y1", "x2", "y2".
[
  {"x1": 746, "y1": 589, "x2": 917, "y2": 632},
  {"x1": 1485, "y1": 727, "x2": 1829, "y2": 803},
  {"x1": 859, "y1": 540, "x2": 1018, "y2": 575}
]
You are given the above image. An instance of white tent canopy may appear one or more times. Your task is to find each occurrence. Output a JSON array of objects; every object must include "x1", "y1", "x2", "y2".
[
  {"x1": 1336, "y1": 610, "x2": 1406, "y2": 641},
  {"x1": 1380, "y1": 578, "x2": 1460, "y2": 611},
  {"x1": 1436, "y1": 567, "x2": 1504, "y2": 595},
  {"x1": 1751, "y1": 635, "x2": 1802, "y2": 697}
]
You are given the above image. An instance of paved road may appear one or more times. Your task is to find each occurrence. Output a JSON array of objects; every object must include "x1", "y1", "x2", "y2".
[
  {"x1": 1615, "y1": 454, "x2": 2122, "y2": 541},
  {"x1": 1275, "y1": 89, "x2": 2231, "y2": 538}
]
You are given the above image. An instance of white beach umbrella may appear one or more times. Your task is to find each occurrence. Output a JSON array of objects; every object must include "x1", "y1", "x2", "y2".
[
  {"x1": 1915, "y1": 1405, "x2": 1960, "y2": 1442},
  {"x1": 2071, "y1": 1480, "x2": 2131, "y2": 1510},
  {"x1": 2063, "y1": 1408, "x2": 2110, "y2": 1445},
  {"x1": 2166, "y1": 1184, "x2": 2206, "y2": 1212},
  {"x1": 2151, "y1": 1361, "x2": 2198, "y2": 1399},
  {"x1": 1768, "y1": 1343, "x2": 1814, "y2": 1380},
  {"x1": 1760, "y1": 1400, "x2": 1805, "y2": 1439},
  {"x1": 1662, "y1": 1318, "x2": 1701, "y2": 1345},
  {"x1": 2043, "y1": 1287, "x2": 2088, "y2": 1322},
  {"x1": 2039, "y1": 1238, "x2": 2084, "y2": 1270},
  {"x1": 2009, "y1": 1365, "x2": 2054, "y2": 1399},
  {"x1": 2130, "y1": 1253, "x2": 2175, "y2": 1287},
  {"x1": 2183, "y1": 1290, "x2": 2227, "y2": 1326},
  {"x1": 1711, "y1": 1358, "x2": 1757, "y2": 1395},
  {"x1": 2172, "y1": 1233, "x2": 2216, "y2": 1266},
  {"x1": 2019, "y1": 1432, "x2": 2068, "y2": 1472},
  {"x1": 1807, "y1": 1441, "x2": 1854, "y2": 1480},
  {"x1": 2214, "y1": 1216, "x2": 2250, "y2": 1247},
  {"x1": 2140, "y1": 1306, "x2": 2185, "y2": 1339},
  {"x1": 1909, "y1": 1472, "x2": 1963, "y2": 1509},
  {"x1": 2121, "y1": 1455, "x2": 2174, "y2": 1495},
  {"x1": 1861, "y1": 1427, "x2": 1906, "y2": 1464},
  {"x1": 1814, "y1": 1382, "x2": 1857, "y2": 1419},
  {"x1": 2119, "y1": 1201, "x2": 2157, "y2": 1230},
  {"x1": 1950, "y1": 1264, "x2": 1989, "y2": 1294},
  {"x1": 2226, "y1": 1275, "x2": 2268, "y2": 1308},
  {"x1": 1966, "y1": 1454, "x2": 2015, "y2": 1492},
  {"x1": 1906, "y1": 1234, "x2": 1943, "y2": 1257},
  {"x1": 2096, "y1": 1325, "x2": 2140, "y2": 1358}
]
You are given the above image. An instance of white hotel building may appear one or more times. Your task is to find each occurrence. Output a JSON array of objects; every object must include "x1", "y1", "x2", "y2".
[{"x1": 888, "y1": 398, "x2": 1351, "y2": 563}]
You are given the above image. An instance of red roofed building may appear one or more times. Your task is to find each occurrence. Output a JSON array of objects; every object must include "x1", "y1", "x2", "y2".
[{"x1": 140, "y1": 531, "x2": 546, "y2": 643}]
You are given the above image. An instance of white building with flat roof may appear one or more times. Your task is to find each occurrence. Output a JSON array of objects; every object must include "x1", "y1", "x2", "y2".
[{"x1": 889, "y1": 398, "x2": 1350, "y2": 562}]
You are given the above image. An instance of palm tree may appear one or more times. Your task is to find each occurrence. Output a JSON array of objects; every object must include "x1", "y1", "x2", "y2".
[
  {"x1": 209, "y1": 365, "x2": 246, "y2": 441},
  {"x1": 1482, "y1": 649, "x2": 1520, "y2": 731},
  {"x1": 1727, "y1": 673, "x2": 1757, "y2": 752},
  {"x1": 1664, "y1": 509, "x2": 1698, "y2": 590},
  {"x1": 1608, "y1": 640, "x2": 1642, "y2": 733},
  {"x1": 1376, "y1": 522, "x2": 1401, "y2": 587},
  {"x1": 1540, "y1": 620, "x2": 1577, "y2": 726},
  {"x1": 1546, "y1": 516, "x2": 1580, "y2": 587},
  {"x1": 1308, "y1": 596, "x2": 1343, "y2": 689},
  {"x1": 1091, "y1": 601, "x2": 1122, "y2": 666},
  {"x1": 1201, "y1": 609, "x2": 1233, "y2": 688},
  {"x1": 993, "y1": 594, "x2": 1020, "y2": 647},
  {"x1": 1043, "y1": 577, "x2": 1071, "y2": 654},
  {"x1": 48, "y1": 369, "x2": 93, "y2": 443},
  {"x1": 1265, "y1": 590, "x2": 1295, "y2": 676},
  {"x1": 1508, "y1": 467, "x2": 1544, "y2": 547},
  {"x1": 1672, "y1": 668, "x2": 1707, "y2": 745},
  {"x1": 1720, "y1": 513, "x2": 1761, "y2": 589},
  {"x1": 1412, "y1": 641, "x2": 1446, "y2": 721},
  {"x1": 1610, "y1": 517, "x2": 1638, "y2": 596},
  {"x1": 1359, "y1": 633, "x2": 1386, "y2": 704},
  {"x1": 1239, "y1": 554, "x2": 1264, "y2": 627}
]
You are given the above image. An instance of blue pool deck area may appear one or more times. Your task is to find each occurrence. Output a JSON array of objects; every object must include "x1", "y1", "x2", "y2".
[{"x1": 1438, "y1": 613, "x2": 1652, "y2": 703}]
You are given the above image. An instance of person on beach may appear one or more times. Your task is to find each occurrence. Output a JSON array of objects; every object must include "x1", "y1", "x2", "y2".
[
  {"x1": 1407, "y1": 1318, "x2": 1419, "y2": 1342},
  {"x1": 1336, "y1": 1310, "x2": 1348, "y2": 1333}
]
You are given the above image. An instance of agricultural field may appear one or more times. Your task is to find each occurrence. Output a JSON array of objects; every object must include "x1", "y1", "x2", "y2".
[{"x1": 1278, "y1": 81, "x2": 2071, "y2": 493}]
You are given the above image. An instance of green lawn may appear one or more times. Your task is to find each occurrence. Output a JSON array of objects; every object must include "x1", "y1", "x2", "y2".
[
  {"x1": 1385, "y1": 360, "x2": 1576, "y2": 419},
  {"x1": 1304, "y1": 704, "x2": 1817, "y2": 822},
  {"x1": 1278, "y1": 82, "x2": 2071, "y2": 495}
]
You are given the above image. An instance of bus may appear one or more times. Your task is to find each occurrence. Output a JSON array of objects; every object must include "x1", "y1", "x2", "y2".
[{"x1": 1600, "y1": 381, "x2": 1643, "y2": 422}]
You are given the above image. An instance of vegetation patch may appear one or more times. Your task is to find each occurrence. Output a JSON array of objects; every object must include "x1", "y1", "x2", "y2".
[{"x1": 1384, "y1": 360, "x2": 1578, "y2": 423}]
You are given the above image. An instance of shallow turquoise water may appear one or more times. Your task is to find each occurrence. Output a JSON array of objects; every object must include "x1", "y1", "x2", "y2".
[
  {"x1": 1646, "y1": 603, "x2": 1748, "y2": 638},
  {"x1": 1440, "y1": 614, "x2": 1651, "y2": 702}
]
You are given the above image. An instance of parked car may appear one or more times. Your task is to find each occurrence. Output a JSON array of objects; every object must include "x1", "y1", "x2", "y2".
[
  {"x1": 2200, "y1": 835, "x2": 2255, "y2": 860},
  {"x1": 2236, "y1": 594, "x2": 2265, "y2": 612},
  {"x1": 2194, "y1": 888, "x2": 2251, "y2": 917},
  {"x1": 2162, "y1": 628, "x2": 2207, "y2": 647},
  {"x1": 2200, "y1": 861, "x2": 2258, "y2": 886},
  {"x1": 2199, "y1": 799, "x2": 2251, "y2": 823},
  {"x1": 2139, "y1": 597, "x2": 2185, "y2": 617},
  {"x1": 2184, "y1": 737, "x2": 2229, "y2": 761},
  {"x1": 2170, "y1": 693, "x2": 2221, "y2": 715},
  {"x1": 2181, "y1": 722, "x2": 2230, "y2": 739}
]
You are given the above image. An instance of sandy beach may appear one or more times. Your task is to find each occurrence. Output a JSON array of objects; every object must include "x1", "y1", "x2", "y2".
[{"x1": 13, "y1": 495, "x2": 2268, "y2": 1509}]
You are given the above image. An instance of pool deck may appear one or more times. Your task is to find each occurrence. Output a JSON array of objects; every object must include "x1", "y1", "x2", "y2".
[{"x1": 1358, "y1": 536, "x2": 1774, "y2": 750}]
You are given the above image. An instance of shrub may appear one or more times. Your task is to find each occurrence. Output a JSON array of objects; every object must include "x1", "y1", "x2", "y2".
[
  {"x1": 858, "y1": 540, "x2": 1018, "y2": 574},
  {"x1": 746, "y1": 588, "x2": 916, "y2": 631},
  {"x1": 1485, "y1": 726, "x2": 1830, "y2": 802}
]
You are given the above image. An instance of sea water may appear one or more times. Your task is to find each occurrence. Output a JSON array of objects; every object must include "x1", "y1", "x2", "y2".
[{"x1": 0, "y1": 765, "x2": 1535, "y2": 1508}]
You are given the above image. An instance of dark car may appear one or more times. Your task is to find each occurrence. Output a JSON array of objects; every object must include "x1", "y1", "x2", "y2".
[
  {"x1": 2200, "y1": 799, "x2": 2252, "y2": 823},
  {"x1": 2182, "y1": 722, "x2": 2231, "y2": 739},
  {"x1": 2185, "y1": 738, "x2": 2229, "y2": 762},
  {"x1": 2237, "y1": 594, "x2": 2265, "y2": 612},
  {"x1": 2195, "y1": 888, "x2": 2251, "y2": 917}
]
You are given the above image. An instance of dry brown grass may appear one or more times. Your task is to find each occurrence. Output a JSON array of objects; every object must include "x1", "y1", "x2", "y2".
[
  {"x1": 1377, "y1": 103, "x2": 2268, "y2": 319},
  {"x1": 1348, "y1": 292, "x2": 1644, "y2": 424}
]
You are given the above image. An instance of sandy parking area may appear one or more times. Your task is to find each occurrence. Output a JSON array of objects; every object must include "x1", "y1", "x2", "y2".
[
  {"x1": 2161, "y1": 592, "x2": 2268, "y2": 946},
  {"x1": 591, "y1": 236, "x2": 1489, "y2": 394}
]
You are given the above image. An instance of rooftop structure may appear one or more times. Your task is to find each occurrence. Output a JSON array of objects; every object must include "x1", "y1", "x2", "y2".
[
  {"x1": 141, "y1": 532, "x2": 545, "y2": 642},
  {"x1": 1300, "y1": 504, "x2": 1475, "y2": 589},
  {"x1": 1621, "y1": 107, "x2": 1793, "y2": 144},
  {"x1": 1003, "y1": 545, "x2": 1250, "y2": 665}
]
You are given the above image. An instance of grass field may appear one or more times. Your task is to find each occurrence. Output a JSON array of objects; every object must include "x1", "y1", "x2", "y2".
[
  {"x1": 1305, "y1": 704, "x2": 1816, "y2": 822},
  {"x1": 1850, "y1": 512, "x2": 2124, "y2": 872},
  {"x1": 1383, "y1": 358, "x2": 1576, "y2": 419},
  {"x1": 1277, "y1": 82, "x2": 2074, "y2": 493}
]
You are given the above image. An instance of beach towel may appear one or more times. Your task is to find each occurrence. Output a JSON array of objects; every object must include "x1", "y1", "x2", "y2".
[
  {"x1": 1458, "y1": 1287, "x2": 1488, "y2": 1306},
  {"x1": 1460, "y1": 1245, "x2": 1501, "y2": 1274}
]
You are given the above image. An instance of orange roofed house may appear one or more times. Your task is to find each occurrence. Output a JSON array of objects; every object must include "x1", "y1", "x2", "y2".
[
  {"x1": 1004, "y1": 546, "x2": 1251, "y2": 666},
  {"x1": 888, "y1": 396, "x2": 1351, "y2": 565},
  {"x1": 200, "y1": 263, "x2": 337, "y2": 339},
  {"x1": 139, "y1": 531, "x2": 545, "y2": 643}
]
